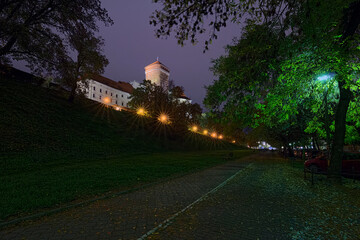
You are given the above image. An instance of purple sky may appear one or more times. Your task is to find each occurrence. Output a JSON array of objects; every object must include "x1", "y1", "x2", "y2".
[
  {"x1": 98, "y1": 1, "x2": 242, "y2": 107},
  {"x1": 15, "y1": 1, "x2": 242, "y2": 107}
]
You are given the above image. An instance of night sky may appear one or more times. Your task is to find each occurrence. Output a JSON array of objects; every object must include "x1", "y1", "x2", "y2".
[{"x1": 14, "y1": 1, "x2": 242, "y2": 107}]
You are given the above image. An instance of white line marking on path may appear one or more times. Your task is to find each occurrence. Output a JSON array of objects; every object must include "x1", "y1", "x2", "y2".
[{"x1": 138, "y1": 163, "x2": 252, "y2": 240}]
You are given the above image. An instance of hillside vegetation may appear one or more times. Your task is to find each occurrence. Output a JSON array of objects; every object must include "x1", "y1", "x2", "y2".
[{"x1": 0, "y1": 69, "x2": 248, "y2": 220}]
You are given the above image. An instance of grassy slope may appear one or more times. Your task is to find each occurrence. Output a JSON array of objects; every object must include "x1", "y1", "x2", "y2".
[{"x1": 0, "y1": 76, "x2": 250, "y2": 220}]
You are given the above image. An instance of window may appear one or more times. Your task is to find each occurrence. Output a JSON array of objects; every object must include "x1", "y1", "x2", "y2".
[
  {"x1": 116, "y1": 100, "x2": 118, "y2": 104},
  {"x1": 93, "y1": 93, "x2": 95, "y2": 98},
  {"x1": 93, "y1": 86, "x2": 95, "y2": 91},
  {"x1": 100, "y1": 89, "x2": 102, "y2": 93},
  {"x1": 121, "y1": 94, "x2": 124, "y2": 98},
  {"x1": 99, "y1": 96, "x2": 102, "y2": 100},
  {"x1": 122, "y1": 102, "x2": 124, "y2": 106},
  {"x1": 111, "y1": 93, "x2": 112, "y2": 96},
  {"x1": 106, "y1": 90, "x2": 108, "y2": 94},
  {"x1": 116, "y1": 94, "x2": 118, "y2": 98}
]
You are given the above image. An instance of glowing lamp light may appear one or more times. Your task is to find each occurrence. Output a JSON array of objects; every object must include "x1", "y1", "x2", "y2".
[
  {"x1": 203, "y1": 130, "x2": 208, "y2": 135},
  {"x1": 137, "y1": 107, "x2": 146, "y2": 116},
  {"x1": 115, "y1": 107, "x2": 120, "y2": 111},
  {"x1": 232, "y1": 140, "x2": 236, "y2": 144},
  {"x1": 218, "y1": 135, "x2": 223, "y2": 139},
  {"x1": 192, "y1": 125, "x2": 198, "y2": 132},
  {"x1": 211, "y1": 132, "x2": 217, "y2": 138},
  {"x1": 158, "y1": 113, "x2": 169, "y2": 124},
  {"x1": 317, "y1": 74, "x2": 332, "y2": 82},
  {"x1": 103, "y1": 97, "x2": 111, "y2": 104}
]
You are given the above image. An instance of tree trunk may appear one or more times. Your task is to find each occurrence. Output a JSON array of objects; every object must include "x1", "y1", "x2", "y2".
[
  {"x1": 328, "y1": 80, "x2": 352, "y2": 183},
  {"x1": 312, "y1": 135, "x2": 317, "y2": 150},
  {"x1": 324, "y1": 90, "x2": 331, "y2": 154}
]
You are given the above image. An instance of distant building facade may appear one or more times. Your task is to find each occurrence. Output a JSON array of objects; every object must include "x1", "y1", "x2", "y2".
[
  {"x1": 144, "y1": 60, "x2": 170, "y2": 91},
  {"x1": 81, "y1": 60, "x2": 191, "y2": 107},
  {"x1": 82, "y1": 75, "x2": 133, "y2": 108}
]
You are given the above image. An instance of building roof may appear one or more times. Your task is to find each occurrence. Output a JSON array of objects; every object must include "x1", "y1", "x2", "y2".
[
  {"x1": 89, "y1": 74, "x2": 134, "y2": 94},
  {"x1": 145, "y1": 60, "x2": 170, "y2": 72},
  {"x1": 178, "y1": 93, "x2": 190, "y2": 100}
]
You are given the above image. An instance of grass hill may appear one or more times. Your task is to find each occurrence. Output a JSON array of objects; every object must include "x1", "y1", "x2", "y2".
[{"x1": 0, "y1": 67, "x2": 249, "y2": 221}]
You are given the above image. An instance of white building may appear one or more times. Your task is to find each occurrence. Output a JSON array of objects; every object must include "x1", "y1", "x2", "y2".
[
  {"x1": 142, "y1": 60, "x2": 191, "y2": 104},
  {"x1": 177, "y1": 94, "x2": 192, "y2": 104},
  {"x1": 83, "y1": 75, "x2": 133, "y2": 108},
  {"x1": 81, "y1": 60, "x2": 191, "y2": 107},
  {"x1": 144, "y1": 60, "x2": 170, "y2": 91}
]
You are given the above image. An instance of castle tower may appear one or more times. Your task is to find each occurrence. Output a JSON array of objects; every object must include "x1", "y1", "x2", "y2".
[{"x1": 144, "y1": 60, "x2": 170, "y2": 91}]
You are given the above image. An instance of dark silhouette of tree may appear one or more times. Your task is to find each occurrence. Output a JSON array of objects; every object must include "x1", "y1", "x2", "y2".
[
  {"x1": 0, "y1": 0, "x2": 112, "y2": 73},
  {"x1": 170, "y1": 85, "x2": 185, "y2": 98},
  {"x1": 57, "y1": 25, "x2": 109, "y2": 102},
  {"x1": 129, "y1": 80, "x2": 202, "y2": 136}
]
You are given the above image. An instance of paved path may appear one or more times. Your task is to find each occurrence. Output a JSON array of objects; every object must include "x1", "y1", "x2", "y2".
[
  {"x1": 148, "y1": 159, "x2": 296, "y2": 239},
  {"x1": 0, "y1": 153, "x2": 254, "y2": 240}
]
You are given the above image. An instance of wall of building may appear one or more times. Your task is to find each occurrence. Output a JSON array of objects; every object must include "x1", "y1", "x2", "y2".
[
  {"x1": 145, "y1": 64, "x2": 170, "y2": 91},
  {"x1": 86, "y1": 80, "x2": 131, "y2": 107}
]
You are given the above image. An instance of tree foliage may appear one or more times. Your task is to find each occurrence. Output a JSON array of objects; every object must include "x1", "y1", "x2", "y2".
[
  {"x1": 129, "y1": 80, "x2": 202, "y2": 135},
  {"x1": 0, "y1": 0, "x2": 112, "y2": 73},
  {"x1": 152, "y1": 0, "x2": 360, "y2": 181},
  {"x1": 151, "y1": 0, "x2": 302, "y2": 50},
  {"x1": 57, "y1": 24, "x2": 109, "y2": 102}
]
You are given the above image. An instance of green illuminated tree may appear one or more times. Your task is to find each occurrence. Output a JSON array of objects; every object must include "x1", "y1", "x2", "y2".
[{"x1": 152, "y1": 0, "x2": 360, "y2": 182}]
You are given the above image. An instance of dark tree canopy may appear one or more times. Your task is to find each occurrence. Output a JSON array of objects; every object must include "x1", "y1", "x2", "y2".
[
  {"x1": 0, "y1": 0, "x2": 112, "y2": 72},
  {"x1": 129, "y1": 80, "x2": 202, "y2": 135},
  {"x1": 151, "y1": 0, "x2": 303, "y2": 50},
  {"x1": 58, "y1": 24, "x2": 109, "y2": 102}
]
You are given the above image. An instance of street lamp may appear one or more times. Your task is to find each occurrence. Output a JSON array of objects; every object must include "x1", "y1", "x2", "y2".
[
  {"x1": 137, "y1": 107, "x2": 146, "y2": 116},
  {"x1": 158, "y1": 113, "x2": 170, "y2": 124},
  {"x1": 191, "y1": 125, "x2": 198, "y2": 132},
  {"x1": 317, "y1": 74, "x2": 332, "y2": 82},
  {"x1": 103, "y1": 97, "x2": 111, "y2": 104}
]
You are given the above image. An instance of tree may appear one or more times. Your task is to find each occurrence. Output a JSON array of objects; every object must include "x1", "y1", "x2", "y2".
[
  {"x1": 170, "y1": 85, "x2": 185, "y2": 98},
  {"x1": 57, "y1": 25, "x2": 109, "y2": 102},
  {"x1": 0, "y1": 0, "x2": 112, "y2": 73},
  {"x1": 151, "y1": 0, "x2": 302, "y2": 50},
  {"x1": 152, "y1": 0, "x2": 360, "y2": 182},
  {"x1": 129, "y1": 80, "x2": 202, "y2": 137}
]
